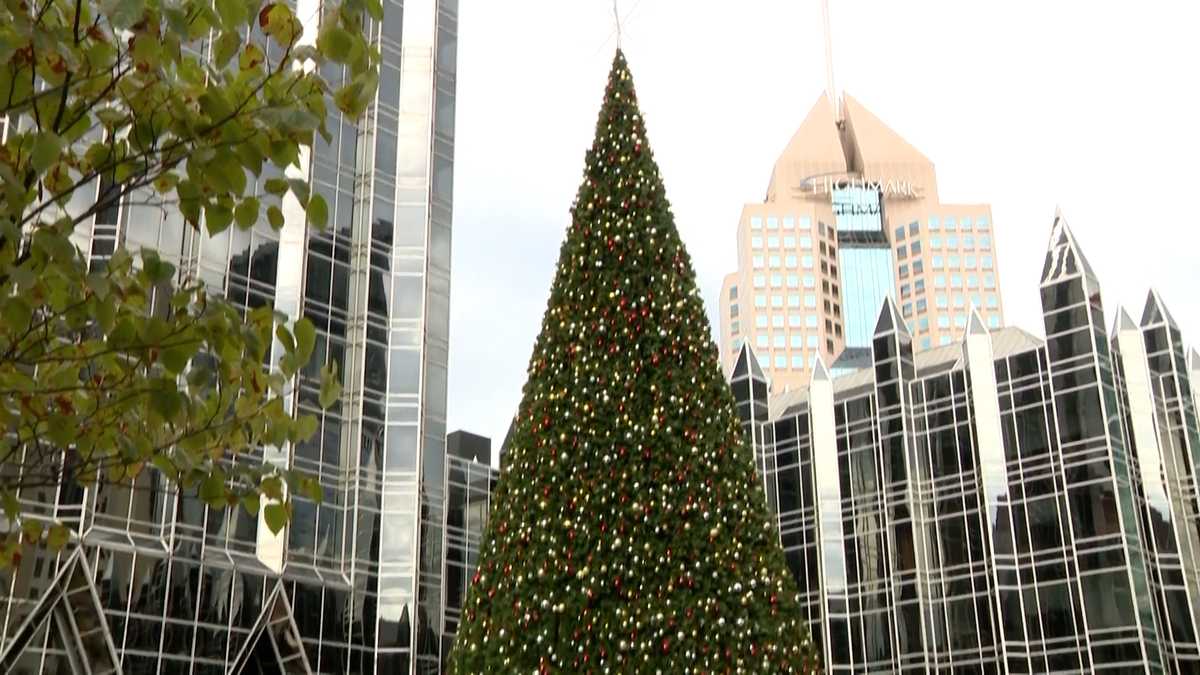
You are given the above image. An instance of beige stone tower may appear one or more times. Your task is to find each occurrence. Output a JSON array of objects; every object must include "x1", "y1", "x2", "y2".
[{"x1": 719, "y1": 93, "x2": 1003, "y2": 391}]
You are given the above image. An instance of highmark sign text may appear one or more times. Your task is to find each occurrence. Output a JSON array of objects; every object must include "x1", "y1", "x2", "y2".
[{"x1": 805, "y1": 175, "x2": 920, "y2": 198}]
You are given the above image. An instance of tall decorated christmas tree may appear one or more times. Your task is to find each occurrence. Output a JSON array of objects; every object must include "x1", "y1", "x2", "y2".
[{"x1": 449, "y1": 51, "x2": 819, "y2": 673}]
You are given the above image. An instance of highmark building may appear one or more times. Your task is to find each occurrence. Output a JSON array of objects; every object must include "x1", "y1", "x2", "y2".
[
  {"x1": 0, "y1": 1, "x2": 464, "y2": 674},
  {"x1": 721, "y1": 93, "x2": 1005, "y2": 392},
  {"x1": 731, "y1": 214, "x2": 1200, "y2": 674}
]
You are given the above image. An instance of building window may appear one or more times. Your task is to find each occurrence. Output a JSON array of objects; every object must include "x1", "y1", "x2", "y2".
[
  {"x1": 769, "y1": 255, "x2": 781, "y2": 267},
  {"x1": 800, "y1": 236, "x2": 813, "y2": 249},
  {"x1": 982, "y1": 256, "x2": 993, "y2": 270},
  {"x1": 899, "y1": 264, "x2": 910, "y2": 279},
  {"x1": 806, "y1": 315, "x2": 818, "y2": 328},
  {"x1": 936, "y1": 294, "x2": 948, "y2": 308},
  {"x1": 754, "y1": 274, "x2": 766, "y2": 288},
  {"x1": 938, "y1": 316, "x2": 950, "y2": 328},
  {"x1": 954, "y1": 295, "x2": 965, "y2": 308},
  {"x1": 753, "y1": 255, "x2": 764, "y2": 268},
  {"x1": 799, "y1": 216, "x2": 812, "y2": 229},
  {"x1": 939, "y1": 335, "x2": 952, "y2": 346},
  {"x1": 896, "y1": 245, "x2": 907, "y2": 260},
  {"x1": 785, "y1": 255, "x2": 797, "y2": 268},
  {"x1": 752, "y1": 236, "x2": 763, "y2": 249},
  {"x1": 965, "y1": 255, "x2": 976, "y2": 268},
  {"x1": 963, "y1": 235, "x2": 974, "y2": 249},
  {"x1": 945, "y1": 217, "x2": 957, "y2": 232},
  {"x1": 949, "y1": 255, "x2": 960, "y2": 267},
  {"x1": 894, "y1": 225, "x2": 906, "y2": 241},
  {"x1": 932, "y1": 256, "x2": 944, "y2": 270},
  {"x1": 912, "y1": 260, "x2": 924, "y2": 274},
  {"x1": 772, "y1": 315, "x2": 784, "y2": 328},
  {"x1": 771, "y1": 295, "x2": 783, "y2": 308},
  {"x1": 788, "y1": 295, "x2": 801, "y2": 308},
  {"x1": 757, "y1": 354, "x2": 769, "y2": 368},
  {"x1": 790, "y1": 335, "x2": 803, "y2": 348},
  {"x1": 730, "y1": 321, "x2": 739, "y2": 334},
  {"x1": 783, "y1": 236, "x2": 795, "y2": 248},
  {"x1": 915, "y1": 279, "x2": 926, "y2": 293},
  {"x1": 984, "y1": 274, "x2": 996, "y2": 289},
  {"x1": 988, "y1": 315, "x2": 1000, "y2": 328},
  {"x1": 802, "y1": 255, "x2": 814, "y2": 269},
  {"x1": 774, "y1": 355, "x2": 786, "y2": 368},
  {"x1": 768, "y1": 235, "x2": 779, "y2": 248},
  {"x1": 931, "y1": 236, "x2": 942, "y2": 248},
  {"x1": 902, "y1": 303, "x2": 913, "y2": 317},
  {"x1": 961, "y1": 216, "x2": 973, "y2": 231},
  {"x1": 755, "y1": 294, "x2": 766, "y2": 308},
  {"x1": 767, "y1": 216, "x2": 779, "y2": 229},
  {"x1": 928, "y1": 216, "x2": 940, "y2": 230},
  {"x1": 967, "y1": 275, "x2": 978, "y2": 289},
  {"x1": 909, "y1": 221, "x2": 919, "y2": 236},
  {"x1": 803, "y1": 274, "x2": 815, "y2": 288},
  {"x1": 791, "y1": 355, "x2": 804, "y2": 368},
  {"x1": 771, "y1": 273, "x2": 783, "y2": 287},
  {"x1": 951, "y1": 274, "x2": 963, "y2": 288},
  {"x1": 756, "y1": 335, "x2": 768, "y2": 347},
  {"x1": 980, "y1": 236, "x2": 992, "y2": 249},
  {"x1": 730, "y1": 304, "x2": 739, "y2": 319},
  {"x1": 921, "y1": 337, "x2": 932, "y2": 349},
  {"x1": 954, "y1": 315, "x2": 967, "y2": 328},
  {"x1": 977, "y1": 216, "x2": 990, "y2": 230},
  {"x1": 783, "y1": 216, "x2": 795, "y2": 229},
  {"x1": 935, "y1": 275, "x2": 946, "y2": 288},
  {"x1": 910, "y1": 241, "x2": 922, "y2": 256},
  {"x1": 919, "y1": 317, "x2": 930, "y2": 331},
  {"x1": 804, "y1": 294, "x2": 817, "y2": 308},
  {"x1": 773, "y1": 334, "x2": 786, "y2": 348},
  {"x1": 751, "y1": 216, "x2": 763, "y2": 229},
  {"x1": 787, "y1": 274, "x2": 799, "y2": 288},
  {"x1": 988, "y1": 295, "x2": 998, "y2": 308},
  {"x1": 900, "y1": 283, "x2": 911, "y2": 297},
  {"x1": 789, "y1": 315, "x2": 802, "y2": 327},
  {"x1": 729, "y1": 285, "x2": 737, "y2": 300},
  {"x1": 916, "y1": 298, "x2": 927, "y2": 312},
  {"x1": 947, "y1": 236, "x2": 959, "y2": 248},
  {"x1": 756, "y1": 315, "x2": 768, "y2": 328}
]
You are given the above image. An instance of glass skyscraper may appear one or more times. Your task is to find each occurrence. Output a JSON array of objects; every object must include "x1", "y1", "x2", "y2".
[
  {"x1": 0, "y1": 1, "x2": 460, "y2": 673},
  {"x1": 732, "y1": 214, "x2": 1200, "y2": 673}
]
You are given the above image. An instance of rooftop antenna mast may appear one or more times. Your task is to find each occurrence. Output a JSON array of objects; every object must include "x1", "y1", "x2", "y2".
[
  {"x1": 821, "y1": 0, "x2": 841, "y2": 121},
  {"x1": 613, "y1": 0, "x2": 622, "y2": 47}
]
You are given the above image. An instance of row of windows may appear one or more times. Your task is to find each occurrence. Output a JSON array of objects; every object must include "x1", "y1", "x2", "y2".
[
  {"x1": 750, "y1": 234, "x2": 814, "y2": 250},
  {"x1": 932, "y1": 254, "x2": 994, "y2": 271},
  {"x1": 930, "y1": 234, "x2": 992, "y2": 250},
  {"x1": 928, "y1": 215, "x2": 991, "y2": 232},
  {"x1": 755, "y1": 334, "x2": 824, "y2": 349},
  {"x1": 755, "y1": 314, "x2": 821, "y2": 329},
  {"x1": 933, "y1": 294, "x2": 1001, "y2": 310},
  {"x1": 750, "y1": 215, "x2": 813, "y2": 230},
  {"x1": 755, "y1": 293, "x2": 820, "y2": 309},
  {"x1": 757, "y1": 353, "x2": 822, "y2": 371},
  {"x1": 753, "y1": 273, "x2": 817, "y2": 289},
  {"x1": 933, "y1": 273, "x2": 998, "y2": 290},
  {"x1": 753, "y1": 253, "x2": 814, "y2": 269}
]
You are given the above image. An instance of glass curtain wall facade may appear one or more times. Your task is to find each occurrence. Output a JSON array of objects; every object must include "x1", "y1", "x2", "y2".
[
  {"x1": 833, "y1": 185, "x2": 894, "y2": 367},
  {"x1": 0, "y1": 1, "x2": 460, "y2": 674},
  {"x1": 735, "y1": 215, "x2": 1200, "y2": 674}
]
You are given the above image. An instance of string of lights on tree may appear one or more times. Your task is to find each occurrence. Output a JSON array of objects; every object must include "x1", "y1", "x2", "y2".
[{"x1": 448, "y1": 50, "x2": 820, "y2": 674}]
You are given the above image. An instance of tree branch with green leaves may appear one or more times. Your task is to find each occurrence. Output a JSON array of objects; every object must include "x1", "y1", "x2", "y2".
[{"x1": 0, "y1": 0, "x2": 380, "y2": 567}]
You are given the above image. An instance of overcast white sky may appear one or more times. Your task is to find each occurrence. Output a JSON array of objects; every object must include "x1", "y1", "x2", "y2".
[{"x1": 446, "y1": 1, "x2": 1200, "y2": 454}]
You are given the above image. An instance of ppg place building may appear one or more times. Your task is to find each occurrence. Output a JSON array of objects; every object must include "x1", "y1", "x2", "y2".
[{"x1": 733, "y1": 213, "x2": 1200, "y2": 674}]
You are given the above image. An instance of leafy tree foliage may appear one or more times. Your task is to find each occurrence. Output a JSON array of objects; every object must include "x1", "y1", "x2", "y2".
[
  {"x1": 0, "y1": 0, "x2": 378, "y2": 565},
  {"x1": 449, "y1": 51, "x2": 820, "y2": 673}
]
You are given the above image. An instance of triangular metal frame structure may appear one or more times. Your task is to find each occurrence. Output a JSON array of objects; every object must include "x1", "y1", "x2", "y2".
[
  {"x1": 226, "y1": 580, "x2": 313, "y2": 675},
  {"x1": 0, "y1": 547, "x2": 121, "y2": 675}
]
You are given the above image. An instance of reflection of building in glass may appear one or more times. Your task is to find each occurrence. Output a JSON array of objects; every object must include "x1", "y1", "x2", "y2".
[
  {"x1": 0, "y1": 1, "x2": 460, "y2": 673},
  {"x1": 439, "y1": 431, "x2": 498, "y2": 667},
  {"x1": 721, "y1": 94, "x2": 1005, "y2": 392},
  {"x1": 733, "y1": 213, "x2": 1200, "y2": 673}
]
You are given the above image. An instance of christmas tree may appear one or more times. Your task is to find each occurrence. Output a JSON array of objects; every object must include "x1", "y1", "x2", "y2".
[{"x1": 449, "y1": 50, "x2": 819, "y2": 673}]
